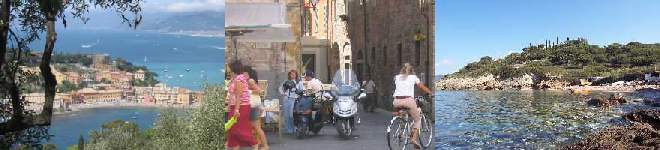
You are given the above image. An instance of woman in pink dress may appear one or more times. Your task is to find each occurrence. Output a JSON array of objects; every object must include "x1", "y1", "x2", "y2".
[{"x1": 226, "y1": 60, "x2": 257, "y2": 149}]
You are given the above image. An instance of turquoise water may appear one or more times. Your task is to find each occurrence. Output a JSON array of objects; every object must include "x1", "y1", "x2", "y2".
[
  {"x1": 29, "y1": 29, "x2": 225, "y2": 90},
  {"x1": 142, "y1": 62, "x2": 223, "y2": 90},
  {"x1": 434, "y1": 90, "x2": 643, "y2": 149},
  {"x1": 48, "y1": 107, "x2": 163, "y2": 149},
  {"x1": 25, "y1": 29, "x2": 224, "y2": 149}
]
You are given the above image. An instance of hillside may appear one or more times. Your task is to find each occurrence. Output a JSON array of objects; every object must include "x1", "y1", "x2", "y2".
[{"x1": 446, "y1": 38, "x2": 659, "y2": 85}]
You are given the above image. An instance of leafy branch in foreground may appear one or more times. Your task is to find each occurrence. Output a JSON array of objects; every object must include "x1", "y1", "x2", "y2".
[{"x1": 71, "y1": 84, "x2": 227, "y2": 150}]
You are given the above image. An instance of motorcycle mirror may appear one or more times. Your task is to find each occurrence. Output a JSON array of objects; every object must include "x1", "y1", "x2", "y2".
[{"x1": 358, "y1": 93, "x2": 367, "y2": 100}]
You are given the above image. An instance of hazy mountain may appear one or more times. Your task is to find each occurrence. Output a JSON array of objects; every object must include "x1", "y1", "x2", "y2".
[
  {"x1": 57, "y1": 10, "x2": 224, "y2": 37},
  {"x1": 139, "y1": 11, "x2": 224, "y2": 37}
]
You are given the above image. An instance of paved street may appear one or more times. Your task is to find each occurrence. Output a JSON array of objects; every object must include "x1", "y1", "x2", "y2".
[{"x1": 265, "y1": 107, "x2": 435, "y2": 150}]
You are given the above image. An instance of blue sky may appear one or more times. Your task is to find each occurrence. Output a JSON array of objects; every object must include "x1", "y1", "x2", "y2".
[
  {"x1": 435, "y1": 0, "x2": 660, "y2": 75},
  {"x1": 62, "y1": 0, "x2": 224, "y2": 29}
]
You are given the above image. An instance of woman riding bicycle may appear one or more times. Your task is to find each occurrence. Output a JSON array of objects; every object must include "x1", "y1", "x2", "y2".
[{"x1": 392, "y1": 63, "x2": 433, "y2": 149}]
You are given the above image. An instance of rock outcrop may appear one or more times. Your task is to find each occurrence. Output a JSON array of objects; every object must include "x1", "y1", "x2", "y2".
[
  {"x1": 564, "y1": 110, "x2": 660, "y2": 149},
  {"x1": 436, "y1": 74, "x2": 557, "y2": 90},
  {"x1": 633, "y1": 88, "x2": 660, "y2": 107}
]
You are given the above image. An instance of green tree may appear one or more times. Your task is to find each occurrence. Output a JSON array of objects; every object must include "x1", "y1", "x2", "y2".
[
  {"x1": 0, "y1": 1, "x2": 143, "y2": 148},
  {"x1": 58, "y1": 80, "x2": 80, "y2": 93},
  {"x1": 187, "y1": 85, "x2": 227, "y2": 150},
  {"x1": 85, "y1": 120, "x2": 151, "y2": 149},
  {"x1": 78, "y1": 134, "x2": 84, "y2": 150},
  {"x1": 152, "y1": 109, "x2": 191, "y2": 149}
]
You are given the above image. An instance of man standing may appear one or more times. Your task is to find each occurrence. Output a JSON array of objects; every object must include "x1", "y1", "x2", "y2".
[{"x1": 362, "y1": 76, "x2": 376, "y2": 112}]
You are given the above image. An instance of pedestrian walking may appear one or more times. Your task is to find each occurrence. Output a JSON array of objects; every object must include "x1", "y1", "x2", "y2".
[
  {"x1": 362, "y1": 76, "x2": 376, "y2": 112},
  {"x1": 226, "y1": 60, "x2": 257, "y2": 150}
]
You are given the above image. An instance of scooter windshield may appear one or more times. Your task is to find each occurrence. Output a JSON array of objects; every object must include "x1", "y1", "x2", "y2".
[{"x1": 331, "y1": 69, "x2": 360, "y2": 96}]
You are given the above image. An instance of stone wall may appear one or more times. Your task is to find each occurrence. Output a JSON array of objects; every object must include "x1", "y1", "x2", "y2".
[{"x1": 345, "y1": 0, "x2": 435, "y2": 111}]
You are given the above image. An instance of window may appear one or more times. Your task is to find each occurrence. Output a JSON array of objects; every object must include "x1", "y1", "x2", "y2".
[
  {"x1": 371, "y1": 47, "x2": 375, "y2": 64},
  {"x1": 398, "y1": 43, "x2": 402, "y2": 65},
  {"x1": 415, "y1": 41, "x2": 421, "y2": 65}
]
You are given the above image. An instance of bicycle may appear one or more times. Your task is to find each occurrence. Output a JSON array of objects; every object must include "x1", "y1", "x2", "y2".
[{"x1": 387, "y1": 96, "x2": 433, "y2": 150}]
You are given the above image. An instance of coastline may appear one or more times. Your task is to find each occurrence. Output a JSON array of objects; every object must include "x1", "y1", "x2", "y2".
[
  {"x1": 435, "y1": 75, "x2": 660, "y2": 92},
  {"x1": 563, "y1": 85, "x2": 660, "y2": 93},
  {"x1": 53, "y1": 102, "x2": 197, "y2": 115}
]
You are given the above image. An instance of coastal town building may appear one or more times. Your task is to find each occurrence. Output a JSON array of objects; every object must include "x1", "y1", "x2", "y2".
[
  {"x1": 17, "y1": 53, "x2": 202, "y2": 111},
  {"x1": 152, "y1": 83, "x2": 178, "y2": 104},
  {"x1": 134, "y1": 86, "x2": 154, "y2": 103},
  {"x1": 300, "y1": 0, "x2": 351, "y2": 82},
  {"x1": 176, "y1": 88, "x2": 192, "y2": 105},
  {"x1": 92, "y1": 54, "x2": 111, "y2": 70},
  {"x1": 191, "y1": 91, "x2": 204, "y2": 104},
  {"x1": 23, "y1": 93, "x2": 73, "y2": 112},
  {"x1": 226, "y1": 0, "x2": 299, "y2": 99},
  {"x1": 345, "y1": 0, "x2": 435, "y2": 109},
  {"x1": 134, "y1": 69, "x2": 145, "y2": 80},
  {"x1": 75, "y1": 88, "x2": 123, "y2": 103},
  {"x1": 65, "y1": 72, "x2": 81, "y2": 84}
]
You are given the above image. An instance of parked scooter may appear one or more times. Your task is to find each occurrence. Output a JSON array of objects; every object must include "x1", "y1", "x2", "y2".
[
  {"x1": 324, "y1": 69, "x2": 367, "y2": 139},
  {"x1": 292, "y1": 84, "x2": 327, "y2": 139}
]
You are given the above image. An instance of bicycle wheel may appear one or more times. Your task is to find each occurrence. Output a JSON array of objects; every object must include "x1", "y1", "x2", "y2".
[
  {"x1": 387, "y1": 117, "x2": 409, "y2": 150},
  {"x1": 418, "y1": 113, "x2": 433, "y2": 148}
]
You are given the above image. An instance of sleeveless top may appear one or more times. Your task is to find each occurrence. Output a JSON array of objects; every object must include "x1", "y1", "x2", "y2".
[{"x1": 228, "y1": 74, "x2": 250, "y2": 106}]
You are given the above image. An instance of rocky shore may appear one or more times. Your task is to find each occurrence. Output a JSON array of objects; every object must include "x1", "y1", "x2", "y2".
[
  {"x1": 563, "y1": 109, "x2": 660, "y2": 149},
  {"x1": 435, "y1": 74, "x2": 659, "y2": 92},
  {"x1": 564, "y1": 89, "x2": 660, "y2": 149},
  {"x1": 435, "y1": 74, "x2": 567, "y2": 90}
]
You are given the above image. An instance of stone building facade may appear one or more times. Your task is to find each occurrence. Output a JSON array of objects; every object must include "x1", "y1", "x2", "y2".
[
  {"x1": 345, "y1": 0, "x2": 435, "y2": 110},
  {"x1": 225, "y1": 0, "x2": 303, "y2": 99}
]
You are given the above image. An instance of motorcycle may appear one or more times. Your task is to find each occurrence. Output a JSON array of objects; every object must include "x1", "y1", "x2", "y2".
[
  {"x1": 323, "y1": 69, "x2": 367, "y2": 139},
  {"x1": 291, "y1": 84, "x2": 326, "y2": 139},
  {"x1": 293, "y1": 87, "x2": 312, "y2": 139}
]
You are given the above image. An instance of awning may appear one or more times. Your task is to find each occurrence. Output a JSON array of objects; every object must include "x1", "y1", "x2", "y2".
[
  {"x1": 225, "y1": 2, "x2": 286, "y2": 28},
  {"x1": 226, "y1": 2, "x2": 294, "y2": 43}
]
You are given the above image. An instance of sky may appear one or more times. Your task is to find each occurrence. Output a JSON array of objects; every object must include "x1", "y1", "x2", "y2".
[
  {"x1": 61, "y1": 0, "x2": 224, "y2": 30},
  {"x1": 435, "y1": 0, "x2": 660, "y2": 75}
]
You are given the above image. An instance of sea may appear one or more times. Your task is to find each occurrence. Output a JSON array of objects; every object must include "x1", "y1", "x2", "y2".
[
  {"x1": 29, "y1": 29, "x2": 225, "y2": 90},
  {"x1": 26, "y1": 29, "x2": 224, "y2": 149},
  {"x1": 434, "y1": 90, "x2": 649, "y2": 149}
]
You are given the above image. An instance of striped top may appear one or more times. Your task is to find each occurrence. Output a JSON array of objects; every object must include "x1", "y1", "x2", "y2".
[{"x1": 228, "y1": 74, "x2": 251, "y2": 106}]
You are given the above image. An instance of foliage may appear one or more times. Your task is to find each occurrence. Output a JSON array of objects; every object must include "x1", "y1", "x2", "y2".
[
  {"x1": 151, "y1": 109, "x2": 192, "y2": 149},
  {"x1": 70, "y1": 84, "x2": 227, "y2": 150},
  {"x1": 52, "y1": 53, "x2": 93, "y2": 67},
  {"x1": 113, "y1": 58, "x2": 159, "y2": 87},
  {"x1": 0, "y1": 0, "x2": 143, "y2": 148},
  {"x1": 57, "y1": 80, "x2": 81, "y2": 93},
  {"x1": 187, "y1": 84, "x2": 227, "y2": 150},
  {"x1": 84, "y1": 120, "x2": 152, "y2": 150},
  {"x1": 450, "y1": 39, "x2": 660, "y2": 85}
]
